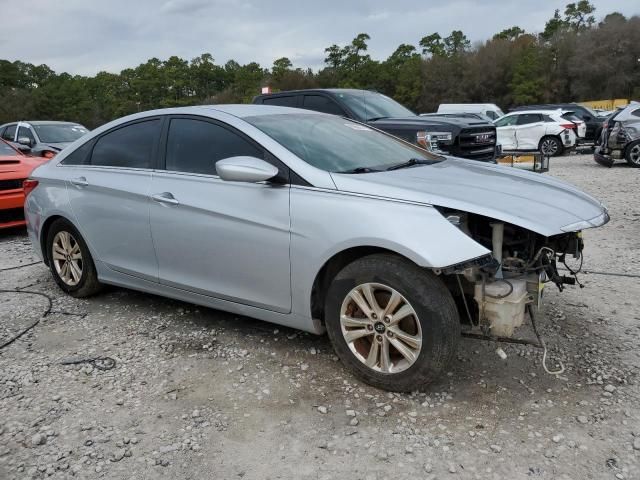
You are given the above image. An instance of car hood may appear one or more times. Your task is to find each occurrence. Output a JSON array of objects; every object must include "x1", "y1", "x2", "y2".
[
  {"x1": 369, "y1": 116, "x2": 492, "y2": 130},
  {"x1": 0, "y1": 154, "x2": 49, "y2": 174},
  {"x1": 39, "y1": 142, "x2": 69, "y2": 151},
  {"x1": 330, "y1": 157, "x2": 608, "y2": 237}
]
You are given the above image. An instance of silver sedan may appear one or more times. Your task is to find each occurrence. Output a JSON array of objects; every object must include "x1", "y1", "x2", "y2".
[{"x1": 24, "y1": 105, "x2": 608, "y2": 391}]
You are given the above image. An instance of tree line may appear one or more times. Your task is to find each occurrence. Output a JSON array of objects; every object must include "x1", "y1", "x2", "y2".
[{"x1": 0, "y1": 1, "x2": 638, "y2": 129}]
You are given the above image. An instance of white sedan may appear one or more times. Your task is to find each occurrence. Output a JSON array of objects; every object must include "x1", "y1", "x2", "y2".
[{"x1": 495, "y1": 110, "x2": 578, "y2": 156}]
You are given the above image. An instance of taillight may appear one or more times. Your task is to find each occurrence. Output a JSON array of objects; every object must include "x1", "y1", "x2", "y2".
[
  {"x1": 560, "y1": 123, "x2": 576, "y2": 130},
  {"x1": 23, "y1": 179, "x2": 39, "y2": 197}
]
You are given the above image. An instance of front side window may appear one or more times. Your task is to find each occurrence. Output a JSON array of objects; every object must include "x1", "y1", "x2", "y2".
[
  {"x1": 17, "y1": 126, "x2": 36, "y2": 145},
  {"x1": 2, "y1": 125, "x2": 16, "y2": 141},
  {"x1": 246, "y1": 113, "x2": 440, "y2": 173},
  {"x1": 165, "y1": 118, "x2": 262, "y2": 175},
  {"x1": 302, "y1": 95, "x2": 345, "y2": 115},
  {"x1": 495, "y1": 116, "x2": 517, "y2": 127},
  {"x1": 91, "y1": 120, "x2": 160, "y2": 169}
]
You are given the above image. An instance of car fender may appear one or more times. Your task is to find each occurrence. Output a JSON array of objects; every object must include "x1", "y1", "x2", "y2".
[{"x1": 289, "y1": 186, "x2": 491, "y2": 319}]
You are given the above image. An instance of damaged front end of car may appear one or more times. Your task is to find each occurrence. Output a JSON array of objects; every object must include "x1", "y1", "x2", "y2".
[{"x1": 438, "y1": 209, "x2": 608, "y2": 340}]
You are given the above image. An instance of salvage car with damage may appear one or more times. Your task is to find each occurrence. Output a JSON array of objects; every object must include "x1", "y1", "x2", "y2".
[
  {"x1": 594, "y1": 101, "x2": 640, "y2": 168},
  {"x1": 24, "y1": 105, "x2": 609, "y2": 391}
]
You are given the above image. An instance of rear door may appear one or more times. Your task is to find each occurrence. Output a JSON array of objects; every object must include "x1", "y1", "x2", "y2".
[
  {"x1": 514, "y1": 113, "x2": 544, "y2": 150},
  {"x1": 149, "y1": 115, "x2": 292, "y2": 313},
  {"x1": 63, "y1": 118, "x2": 162, "y2": 281}
]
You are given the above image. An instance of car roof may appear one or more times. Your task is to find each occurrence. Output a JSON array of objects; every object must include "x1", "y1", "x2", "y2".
[
  {"x1": 0, "y1": 120, "x2": 82, "y2": 127},
  {"x1": 23, "y1": 121, "x2": 83, "y2": 126},
  {"x1": 505, "y1": 109, "x2": 564, "y2": 115},
  {"x1": 197, "y1": 104, "x2": 323, "y2": 118},
  {"x1": 256, "y1": 88, "x2": 376, "y2": 98}
]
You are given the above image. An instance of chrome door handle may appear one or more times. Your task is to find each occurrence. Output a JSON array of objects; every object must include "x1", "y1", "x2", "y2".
[
  {"x1": 151, "y1": 192, "x2": 179, "y2": 205},
  {"x1": 70, "y1": 176, "x2": 88, "y2": 187}
]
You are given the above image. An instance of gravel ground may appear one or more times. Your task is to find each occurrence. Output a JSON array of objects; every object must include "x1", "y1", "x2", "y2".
[{"x1": 1, "y1": 154, "x2": 639, "y2": 480}]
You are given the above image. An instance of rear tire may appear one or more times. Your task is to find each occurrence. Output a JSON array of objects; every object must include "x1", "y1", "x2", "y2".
[
  {"x1": 47, "y1": 218, "x2": 102, "y2": 298},
  {"x1": 539, "y1": 136, "x2": 563, "y2": 157},
  {"x1": 324, "y1": 254, "x2": 459, "y2": 392},
  {"x1": 624, "y1": 140, "x2": 640, "y2": 168}
]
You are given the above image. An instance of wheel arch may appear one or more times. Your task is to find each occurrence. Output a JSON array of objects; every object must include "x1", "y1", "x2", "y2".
[
  {"x1": 40, "y1": 214, "x2": 66, "y2": 266},
  {"x1": 309, "y1": 246, "x2": 421, "y2": 324}
]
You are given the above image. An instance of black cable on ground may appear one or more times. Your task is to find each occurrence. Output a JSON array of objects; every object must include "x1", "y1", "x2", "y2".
[
  {"x1": 557, "y1": 267, "x2": 640, "y2": 279},
  {"x1": 0, "y1": 289, "x2": 53, "y2": 350},
  {"x1": 0, "y1": 261, "x2": 42, "y2": 272},
  {"x1": 59, "y1": 356, "x2": 116, "y2": 370}
]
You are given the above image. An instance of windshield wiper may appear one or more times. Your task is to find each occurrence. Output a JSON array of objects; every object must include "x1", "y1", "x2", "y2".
[
  {"x1": 337, "y1": 167, "x2": 381, "y2": 174},
  {"x1": 386, "y1": 158, "x2": 441, "y2": 171}
]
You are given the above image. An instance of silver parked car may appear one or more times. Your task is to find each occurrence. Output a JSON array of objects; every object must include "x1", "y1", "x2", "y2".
[{"x1": 24, "y1": 105, "x2": 609, "y2": 391}]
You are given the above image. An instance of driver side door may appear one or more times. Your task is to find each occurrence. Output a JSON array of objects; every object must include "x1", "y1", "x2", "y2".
[
  {"x1": 149, "y1": 116, "x2": 292, "y2": 313},
  {"x1": 494, "y1": 115, "x2": 517, "y2": 150}
]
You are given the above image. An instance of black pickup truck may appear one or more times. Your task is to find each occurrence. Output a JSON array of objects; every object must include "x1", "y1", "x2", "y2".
[{"x1": 252, "y1": 89, "x2": 498, "y2": 162}]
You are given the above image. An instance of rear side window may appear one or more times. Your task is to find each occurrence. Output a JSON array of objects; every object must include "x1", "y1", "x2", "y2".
[
  {"x1": 632, "y1": 108, "x2": 640, "y2": 118},
  {"x1": 165, "y1": 118, "x2": 262, "y2": 175},
  {"x1": 60, "y1": 140, "x2": 94, "y2": 165},
  {"x1": 543, "y1": 115, "x2": 555, "y2": 122},
  {"x1": 262, "y1": 96, "x2": 298, "y2": 107},
  {"x1": 90, "y1": 120, "x2": 160, "y2": 169},
  {"x1": 302, "y1": 95, "x2": 345, "y2": 115},
  {"x1": 516, "y1": 114, "x2": 542, "y2": 125},
  {"x1": 2, "y1": 125, "x2": 16, "y2": 141}
]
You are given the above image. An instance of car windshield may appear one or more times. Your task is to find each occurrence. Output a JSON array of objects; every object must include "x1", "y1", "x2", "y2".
[
  {"x1": 0, "y1": 141, "x2": 19, "y2": 156},
  {"x1": 32, "y1": 124, "x2": 88, "y2": 143},
  {"x1": 246, "y1": 113, "x2": 442, "y2": 173},
  {"x1": 336, "y1": 91, "x2": 415, "y2": 121},
  {"x1": 581, "y1": 105, "x2": 599, "y2": 117}
]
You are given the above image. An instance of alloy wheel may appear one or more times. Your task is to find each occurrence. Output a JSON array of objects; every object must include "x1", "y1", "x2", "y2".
[
  {"x1": 629, "y1": 144, "x2": 640, "y2": 165},
  {"x1": 541, "y1": 139, "x2": 559, "y2": 156},
  {"x1": 339, "y1": 282, "x2": 422, "y2": 374},
  {"x1": 52, "y1": 231, "x2": 83, "y2": 286}
]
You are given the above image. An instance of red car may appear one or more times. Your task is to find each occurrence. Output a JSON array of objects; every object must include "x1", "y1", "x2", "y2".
[{"x1": 0, "y1": 139, "x2": 48, "y2": 229}]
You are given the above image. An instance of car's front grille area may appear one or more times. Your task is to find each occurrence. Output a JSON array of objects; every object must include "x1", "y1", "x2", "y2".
[
  {"x1": 449, "y1": 127, "x2": 497, "y2": 161},
  {"x1": 0, "y1": 207, "x2": 25, "y2": 224},
  {"x1": 0, "y1": 178, "x2": 25, "y2": 191}
]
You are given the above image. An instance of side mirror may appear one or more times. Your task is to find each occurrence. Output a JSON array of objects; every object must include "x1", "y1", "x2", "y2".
[
  {"x1": 216, "y1": 156, "x2": 279, "y2": 183},
  {"x1": 17, "y1": 136, "x2": 32, "y2": 146}
]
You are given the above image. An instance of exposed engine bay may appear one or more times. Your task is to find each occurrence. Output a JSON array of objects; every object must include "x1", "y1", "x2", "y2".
[{"x1": 439, "y1": 209, "x2": 584, "y2": 339}]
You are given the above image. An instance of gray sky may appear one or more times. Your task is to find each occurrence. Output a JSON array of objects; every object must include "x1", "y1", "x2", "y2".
[{"x1": 0, "y1": 0, "x2": 637, "y2": 75}]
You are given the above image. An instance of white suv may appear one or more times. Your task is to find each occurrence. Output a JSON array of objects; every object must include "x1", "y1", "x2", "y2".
[{"x1": 494, "y1": 110, "x2": 578, "y2": 156}]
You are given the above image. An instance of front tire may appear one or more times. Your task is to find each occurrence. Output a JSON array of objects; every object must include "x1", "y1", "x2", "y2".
[
  {"x1": 47, "y1": 218, "x2": 102, "y2": 297},
  {"x1": 624, "y1": 140, "x2": 640, "y2": 168},
  {"x1": 324, "y1": 254, "x2": 459, "y2": 392},
  {"x1": 539, "y1": 136, "x2": 563, "y2": 157}
]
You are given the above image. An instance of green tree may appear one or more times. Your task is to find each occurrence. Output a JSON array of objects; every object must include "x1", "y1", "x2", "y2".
[
  {"x1": 564, "y1": 1, "x2": 596, "y2": 31},
  {"x1": 494, "y1": 26, "x2": 525, "y2": 41},
  {"x1": 419, "y1": 33, "x2": 445, "y2": 57}
]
